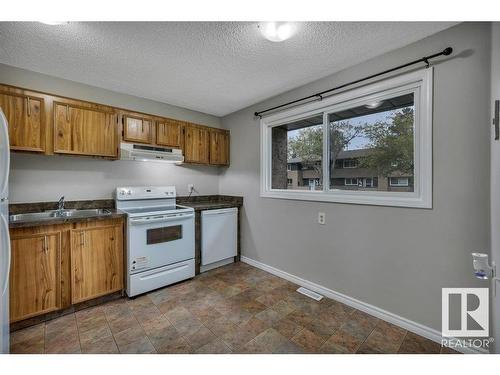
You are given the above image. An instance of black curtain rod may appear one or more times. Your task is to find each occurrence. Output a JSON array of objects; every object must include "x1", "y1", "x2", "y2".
[{"x1": 254, "y1": 47, "x2": 453, "y2": 118}]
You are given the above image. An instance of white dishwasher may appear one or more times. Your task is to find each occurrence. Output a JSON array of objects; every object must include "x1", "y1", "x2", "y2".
[{"x1": 201, "y1": 207, "x2": 238, "y2": 272}]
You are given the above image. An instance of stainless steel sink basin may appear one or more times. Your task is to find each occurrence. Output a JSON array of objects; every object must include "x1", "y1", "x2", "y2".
[
  {"x1": 10, "y1": 208, "x2": 112, "y2": 223},
  {"x1": 45, "y1": 209, "x2": 77, "y2": 217},
  {"x1": 58, "y1": 209, "x2": 112, "y2": 218}
]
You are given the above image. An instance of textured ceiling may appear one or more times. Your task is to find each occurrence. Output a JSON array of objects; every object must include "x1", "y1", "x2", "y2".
[{"x1": 0, "y1": 22, "x2": 456, "y2": 116}]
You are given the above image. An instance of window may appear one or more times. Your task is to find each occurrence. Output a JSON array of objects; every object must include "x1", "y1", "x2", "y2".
[
  {"x1": 261, "y1": 69, "x2": 433, "y2": 208},
  {"x1": 344, "y1": 178, "x2": 358, "y2": 186},
  {"x1": 271, "y1": 114, "x2": 323, "y2": 191},
  {"x1": 287, "y1": 164, "x2": 292, "y2": 171},
  {"x1": 328, "y1": 91, "x2": 415, "y2": 193},
  {"x1": 287, "y1": 178, "x2": 293, "y2": 185},
  {"x1": 389, "y1": 177, "x2": 409, "y2": 187},
  {"x1": 306, "y1": 178, "x2": 321, "y2": 189},
  {"x1": 343, "y1": 159, "x2": 357, "y2": 168}
]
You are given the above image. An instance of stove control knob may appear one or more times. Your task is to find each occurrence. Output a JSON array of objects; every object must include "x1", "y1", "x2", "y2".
[{"x1": 127, "y1": 190, "x2": 131, "y2": 195}]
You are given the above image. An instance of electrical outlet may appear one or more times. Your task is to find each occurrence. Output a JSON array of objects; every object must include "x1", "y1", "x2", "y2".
[
  {"x1": 318, "y1": 212, "x2": 326, "y2": 225},
  {"x1": 188, "y1": 184, "x2": 194, "y2": 193}
]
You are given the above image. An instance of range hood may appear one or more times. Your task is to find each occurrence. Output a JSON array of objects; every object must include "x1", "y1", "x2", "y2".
[{"x1": 120, "y1": 142, "x2": 184, "y2": 163}]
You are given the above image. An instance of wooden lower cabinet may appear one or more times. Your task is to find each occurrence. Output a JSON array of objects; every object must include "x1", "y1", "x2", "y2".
[
  {"x1": 9, "y1": 218, "x2": 124, "y2": 323},
  {"x1": 70, "y1": 222, "x2": 123, "y2": 304},
  {"x1": 9, "y1": 231, "x2": 61, "y2": 322}
]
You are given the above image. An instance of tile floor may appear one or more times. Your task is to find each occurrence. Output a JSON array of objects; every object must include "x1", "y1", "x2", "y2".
[{"x1": 10, "y1": 262, "x2": 458, "y2": 354}]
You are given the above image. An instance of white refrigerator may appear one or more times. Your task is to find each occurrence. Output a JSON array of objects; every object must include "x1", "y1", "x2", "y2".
[{"x1": 0, "y1": 109, "x2": 10, "y2": 354}]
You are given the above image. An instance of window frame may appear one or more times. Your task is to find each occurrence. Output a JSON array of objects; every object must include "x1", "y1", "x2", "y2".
[
  {"x1": 344, "y1": 178, "x2": 359, "y2": 186},
  {"x1": 342, "y1": 159, "x2": 357, "y2": 169},
  {"x1": 389, "y1": 177, "x2": 410, "y2": 187},
  {"x1": 260, "y1": 68, "x2": 433, "y2": 208}
]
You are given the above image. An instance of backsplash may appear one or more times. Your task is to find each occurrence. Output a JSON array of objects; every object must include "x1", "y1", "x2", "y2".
[{"x1": 9, "y1": 153, "x2": 221, "y2": 203}]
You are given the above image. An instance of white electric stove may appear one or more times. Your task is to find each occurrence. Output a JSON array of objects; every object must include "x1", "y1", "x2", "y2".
[{"x1": 115, "y1": 186, "x2": 195, "y2": 297}]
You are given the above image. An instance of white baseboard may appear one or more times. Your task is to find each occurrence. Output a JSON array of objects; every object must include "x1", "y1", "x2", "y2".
[{"x1": 241, "y1": 256, "x2": 485, "y2": 354}]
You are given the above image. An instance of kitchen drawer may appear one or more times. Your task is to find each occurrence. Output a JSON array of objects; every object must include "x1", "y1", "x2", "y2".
[{"x1": 127, "y1": 259, "x2": 194, "y2": 297}]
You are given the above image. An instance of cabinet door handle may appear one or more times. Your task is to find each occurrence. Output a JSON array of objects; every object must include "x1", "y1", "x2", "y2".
[
  {"x1": 493, "y1": 100, "x2": 499, "y2": 141},
  {"x1": 80, "y1": 231, "x2": 85, "y2": 246},
  {"x1": 43, "y1": 235, "x2": 48, "y2": 253},
  {"x1": 141, "y1": 120, "x2": 144, "y2": 133},
  {"x1": 26, "y1": 97, "x2": 31, "y2": 117},
  {"x1": 66, "y1": 105, "x2": 69, "y2": 122}
]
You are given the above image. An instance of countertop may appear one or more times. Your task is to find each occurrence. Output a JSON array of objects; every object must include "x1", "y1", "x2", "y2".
[
  {"x1": 8, "y1": 199, "x2": 125, "y2": 229},
  {"x1": 9, "y1": 209, "x2": 126, "y2": 229},
  {"x1": 177, "y1": 195, "x2": 243, "y2": 211},
  {"x1": 8, "y1": 195, "x2": 243, "y2": 228},
  {"x1": 181, "y1": 202, "x2": 240, "y2": 211}
]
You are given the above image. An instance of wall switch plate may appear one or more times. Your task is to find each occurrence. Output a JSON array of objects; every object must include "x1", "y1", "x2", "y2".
[{"x1": 318, "y1": 212, "x2": 326, "y2": 225}]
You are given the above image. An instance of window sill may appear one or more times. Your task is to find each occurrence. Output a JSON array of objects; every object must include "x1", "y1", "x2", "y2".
[{"x1": 260, "y1": 189, "x2": 432, "y2": 209}]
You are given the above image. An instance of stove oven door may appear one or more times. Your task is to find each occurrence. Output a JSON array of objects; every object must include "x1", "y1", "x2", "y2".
[{"x1": 128, "y1": 212, "x2": 195, "y2": 274}]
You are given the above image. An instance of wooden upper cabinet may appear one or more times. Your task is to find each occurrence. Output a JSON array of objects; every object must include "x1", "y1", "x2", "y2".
[
  {"x1": 156, "y1": 119, "x2": 182, "y2": 148},
  {"x1": 184, "y1": 124, "x2": 210, "y2": 164},
  {"x1": 70, "y1": 223, "x2": 123, "y2": 304},
  {"x1": 53, "y1": 102, "x2": 118, "y2": 158},
  {"x1": 9, "y1": 232, "x2": 61, "y2": 322},
  {"x1": 0, "y1": 90, "x2": 44, "y2": 152},
  {"x1": 210, "y1": 129, "x2": 230, "y2": 166},
  {"x1": 123, "y1": 115, "x2": 153, "y2": 144},
  {"x1": 0, "y1": 83, "x2": 229, "y2": 165}
]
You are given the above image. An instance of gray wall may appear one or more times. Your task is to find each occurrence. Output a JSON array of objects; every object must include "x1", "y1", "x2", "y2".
[
  {"x1": 490, "y1": 23, "x2": 500, "y2": 352},
  {"x1": 0, "y1": 64, "x2": 222, "y2": 202},
  {"x1": 0, "y1": 63, "x2": 220, "y2": 127},
  {"x1": 219, "y1": 22, "x2": 490, "y2": 332},
  {"x1": 9, "y1": 154, "x2": 220, "y2": 202}
]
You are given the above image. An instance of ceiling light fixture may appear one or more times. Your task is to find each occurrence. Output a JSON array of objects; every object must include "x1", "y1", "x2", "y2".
[
  {"x1": 365, "y1": 101, "x2": 383, "y2": 109},
  {"x1": 258, "y1": 22, "x2": 296, "y2": 42},
  {"x1": 39, "y1": 21, "x2": 69, "y2": 26}
]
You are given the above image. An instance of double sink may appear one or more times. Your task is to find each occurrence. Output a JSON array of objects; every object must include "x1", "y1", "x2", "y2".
[{"x1": 10, "y1": 208, "x2": 112, "y2": 223}]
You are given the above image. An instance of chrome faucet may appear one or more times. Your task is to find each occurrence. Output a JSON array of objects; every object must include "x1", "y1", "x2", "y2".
[{"x1": 57, "y1": 196, "x2": 65, "y2": 211}]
